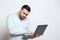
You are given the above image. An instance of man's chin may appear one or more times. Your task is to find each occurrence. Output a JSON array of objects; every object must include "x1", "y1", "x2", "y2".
[{"x1": 20, "y1": 17, "x2": 26, "y2": 20}]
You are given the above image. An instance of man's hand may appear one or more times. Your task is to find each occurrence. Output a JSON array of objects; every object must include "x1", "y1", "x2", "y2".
[
  {"x1": 35, "y1": 34, "x2": 39, "y2": 38},
  {"x1": 31, "y1": 34, "x2": 39, "y2": 39},
  {"x1": 26, "y1": 31, "x2": 33, "y2": 35},
  {"x1": 26, "y1": 31, "x2": 40, "y2": 39}
]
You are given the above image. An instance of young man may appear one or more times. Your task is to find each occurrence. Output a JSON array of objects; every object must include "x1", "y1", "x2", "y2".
[{"x1": 7, "y1": 5, "x2": 39, "y2": 40}]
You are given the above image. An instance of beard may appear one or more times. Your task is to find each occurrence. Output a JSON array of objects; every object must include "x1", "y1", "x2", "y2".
[
  {"x1": 19, "y1": 16, "x2": 26, "y2": 20},
  {"x1": 19, "y1": 14, "x2": 26, "y2": 20}
]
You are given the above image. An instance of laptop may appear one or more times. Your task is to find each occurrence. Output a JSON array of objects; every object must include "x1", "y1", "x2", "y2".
[{"x1": 22, "y1": 24, "x2": 48, "y2": 39}]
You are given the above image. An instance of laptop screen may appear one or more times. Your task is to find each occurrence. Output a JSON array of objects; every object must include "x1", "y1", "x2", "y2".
[{"x1": 33, "y1": 25, "x2": 48, "y2": 36}]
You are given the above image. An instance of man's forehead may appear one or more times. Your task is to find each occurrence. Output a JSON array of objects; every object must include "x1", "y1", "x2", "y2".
[{"x1": 23, "y1": 9, "x2": 29, "y2": 14}]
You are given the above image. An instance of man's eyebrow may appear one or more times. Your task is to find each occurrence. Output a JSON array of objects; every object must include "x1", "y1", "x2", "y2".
[{"x1": 23, "y1": 12, "x2": 28, "y2": 16}]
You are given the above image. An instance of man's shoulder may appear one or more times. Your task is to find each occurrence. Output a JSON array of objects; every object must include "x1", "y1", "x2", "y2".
[
  {"x1": 7, "y1": 14, "x2": 16, "y2": 18},
  {"x1": 7, "y1": 14, "x2": 17, "y2": 21}
]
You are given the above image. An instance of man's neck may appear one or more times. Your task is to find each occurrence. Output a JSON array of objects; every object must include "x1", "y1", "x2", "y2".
[{"x1": 16, "y1": 11, "x2": 20, "y2": 17}]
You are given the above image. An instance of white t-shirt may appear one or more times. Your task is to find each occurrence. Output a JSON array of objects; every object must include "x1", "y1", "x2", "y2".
[{"x1": 7, "y1": 14, "x2": 30, "y2": 40}]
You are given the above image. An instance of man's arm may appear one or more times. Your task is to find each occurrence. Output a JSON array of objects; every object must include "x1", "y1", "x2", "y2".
[
  {"x1": 7, "y1": 16, "x2": 26, "y2": 36},
  {"x1": 7, "y1": 16, "x2": 16, "y2": 35}
]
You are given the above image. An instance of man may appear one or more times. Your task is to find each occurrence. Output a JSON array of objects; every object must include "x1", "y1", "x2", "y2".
[{"x1": 7, "y1": 5, "x2": 38, "y2": 40}]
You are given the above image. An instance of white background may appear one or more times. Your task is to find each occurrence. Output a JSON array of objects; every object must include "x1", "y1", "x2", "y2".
[{"x1": 0, "y1": 0, "x2": 60, "y2": 40}]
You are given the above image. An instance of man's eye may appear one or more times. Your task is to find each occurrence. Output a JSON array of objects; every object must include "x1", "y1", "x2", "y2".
[
  {"x1": 24, "y1": 13, "x2": 27, "y2": 16},
  {"x1": 25, "y1": 14, "x2": 27, "y2": 16},
  {"x1": 23, "y1": 13, "x2": 25, "y2": 14}
]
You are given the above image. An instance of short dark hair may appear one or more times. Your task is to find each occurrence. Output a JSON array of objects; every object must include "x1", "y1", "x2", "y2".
[{"x1": 21, "y1": 5, "x2": 31, "y2": 12}]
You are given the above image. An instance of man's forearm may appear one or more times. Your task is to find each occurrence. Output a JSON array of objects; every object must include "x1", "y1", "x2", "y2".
[{"x1": 10, "y1": 34, "x2": 25, "y2": 37}]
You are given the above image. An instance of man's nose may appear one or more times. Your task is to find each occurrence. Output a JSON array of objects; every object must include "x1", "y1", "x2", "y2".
[{"x1": 24, "y1": 14, "x2": 27, "y2": 17}]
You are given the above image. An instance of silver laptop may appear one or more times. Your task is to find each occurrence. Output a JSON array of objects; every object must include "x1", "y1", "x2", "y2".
[{"x1": 22, "y1": 24, "x2": 48, "y2": 39}]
